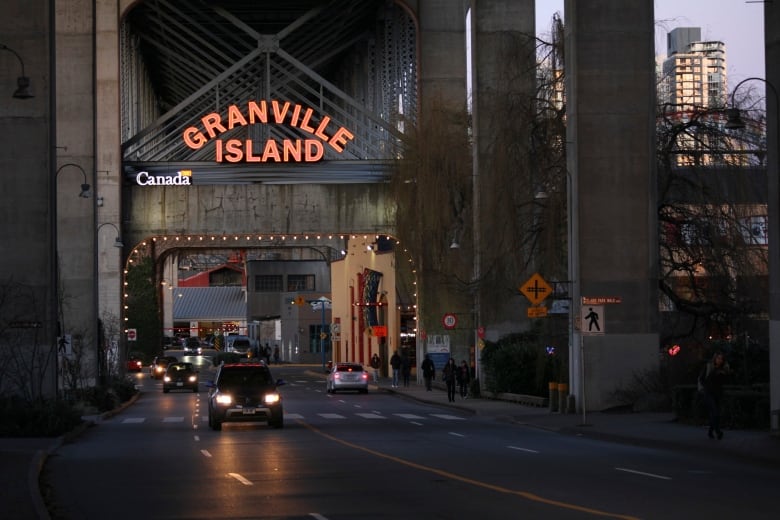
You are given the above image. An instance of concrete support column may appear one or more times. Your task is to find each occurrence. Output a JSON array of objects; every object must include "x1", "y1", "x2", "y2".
[
  {"x1": 564, "y1": 0, "x2": 659, "y2": 411},
  {"x1": 765, "y1": 1, "x2": 780, "y2": 431}
]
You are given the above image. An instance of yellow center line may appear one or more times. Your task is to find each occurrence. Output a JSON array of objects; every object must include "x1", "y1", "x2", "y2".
[{"x1": 299, "y1": 420, "x2": 640, "y2": 520}]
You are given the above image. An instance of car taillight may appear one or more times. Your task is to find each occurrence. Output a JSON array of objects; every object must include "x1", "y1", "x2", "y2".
[
  {"x1": 334, "y1": 373, "x2": 340, "y2": 380},
  {"x1": 361, "y1": 373, "x2": 368, "y2": 380}
]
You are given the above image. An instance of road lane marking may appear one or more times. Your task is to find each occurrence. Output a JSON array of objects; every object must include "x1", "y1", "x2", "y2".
[
  {"x1": 508, "y1": 446, "x2": 539, "y2": 454},
  {"x1": 410, "y1": 421, "x2": 424, "y2": 426},
  {"x1": 615, "y1": 467, "x2": 672, "y2": 480},
  {"x1": 356, "y1": 413, "x2": 386, "y2": 419},
  {"x1": 430, "y1": 414, "x2": 466, "y2": 420},
  {"x1": 201, "y1": 450, "x2": 212, "y2": 458},
  {"x1": 193, "y1": 435, "x2": 200, "y2": 441},
  {"x1": 449, "y1": 432, "x2": 465, "y2": 437},
  {"x1": 300, "y1": 420, "x2": 640, "y2": 520},
  {"x1": 163, "y1": 417, "x2": 184, "y2": 423},
  {"x1": 309, "y1": 514, "x2": 328, "y2": 520},
  {"x1": 395, "y1": 414, "x2": 425, "y2": 419},
  {"x1": 285, "y1": 413, "x2": 304, "y2": 419},
  {"x1": 228, "y1": 473, "x2": 253, "y2": 486},
  {"x1": 122, "y1": 418, "x2": 145, "y2": 424},
  {"x1": 318, "y1": 413, "x2": 346, "y2": 419}
]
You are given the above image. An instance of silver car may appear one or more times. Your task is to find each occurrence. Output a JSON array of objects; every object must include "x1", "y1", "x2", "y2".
[{"x1": 326, "y1": 362, "x2": 369, "y2": 394}]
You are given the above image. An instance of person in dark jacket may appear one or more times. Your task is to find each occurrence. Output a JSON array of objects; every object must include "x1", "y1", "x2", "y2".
[
  {"x1": 401, "y1": 351, "x2": 411, "y2": 387},
  {"x1": 699, "y1": 351, "x2": 731, "y2": 440},
  {"x1": 457, "y1": 359, "x2": 470, "y2": 399},
  {"x1": 442, "y1": 358, "x2": 457, "y2": 402},
  {"x1": 390, "y1": 350, "x2": 402, "y2": 388},
  {"x1": 421, "y1": 354, "x2": 435, "y2": 391}
]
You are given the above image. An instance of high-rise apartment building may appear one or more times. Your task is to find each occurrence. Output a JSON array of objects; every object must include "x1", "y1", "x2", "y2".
[{"x1": 660, "y1": 27, "x2": 727, "y2": 110}]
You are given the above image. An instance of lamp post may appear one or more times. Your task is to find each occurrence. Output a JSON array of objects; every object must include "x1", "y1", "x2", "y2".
[
  {"x1": 0, "y1": 43, "x2": 34, "y2": 99},
  {"x1": 96, "y1": 222, "x2": 124, "y2": 382},
  {"x1": 726, "y1": 77, "x2": 779, "y2": 431},
  {"x1": 54, "y1": 162, "x2": 92, "y2": 393},
  {"x1": 311, "y1": 296, "x2": 331, "y2": 372}
]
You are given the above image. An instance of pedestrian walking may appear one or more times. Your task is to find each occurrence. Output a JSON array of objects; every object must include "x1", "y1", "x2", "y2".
[
  {"x1": 370, "y1": 353, "x2": 381, "y2": 382},
  {"x1": 698, "y1": 351, "x2": 731, "y2": 440},
  {"x1": 273, "y1": 345, "x2": 280, "y2": 364},
  {"x1": 401, "y1": 351, "x2": 411, "y2": 387},
  {"x1": 443, "y1": 358, "x2": 457, "y2": 402},
  {"x1": 421, "y1": 354, "x2": 435, "y2": 391},
  {"x1": 390, "y1": 350, "x2": 402, "y2": 388},
  {"x1": 457, "y1": 359, "x2": 470, "y2": 399}
]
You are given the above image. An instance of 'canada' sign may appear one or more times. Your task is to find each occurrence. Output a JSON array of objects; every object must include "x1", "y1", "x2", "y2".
[{"x1": 182, "y1": 100, "x2": 355, "y2": 163}]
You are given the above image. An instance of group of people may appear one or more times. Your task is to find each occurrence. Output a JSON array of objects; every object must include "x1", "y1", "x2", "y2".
[
  {"x1": 369, "y1": 349, "x2": 731, "y2": 438},
  {"x1": 373, "y1": 351, "x2": 472, "y2": 401}
]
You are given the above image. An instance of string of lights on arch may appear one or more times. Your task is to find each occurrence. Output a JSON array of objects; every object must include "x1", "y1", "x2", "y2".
[{"x1": 120, "y1": 233, "x2": 419, "y2": 332}]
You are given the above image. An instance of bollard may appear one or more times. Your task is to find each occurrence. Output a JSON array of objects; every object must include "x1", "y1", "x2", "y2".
[
  {"x1": 548, "y1": 382, "x2": 558, "y2": 412},
  {"x1": 557, "y1": 383, "x2": 568, "y2": 413}
]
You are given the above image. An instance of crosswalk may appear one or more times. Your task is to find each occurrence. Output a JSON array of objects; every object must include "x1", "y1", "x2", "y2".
[{"x1": 115, "y1": 412, "x2": 466, "y2": 424}]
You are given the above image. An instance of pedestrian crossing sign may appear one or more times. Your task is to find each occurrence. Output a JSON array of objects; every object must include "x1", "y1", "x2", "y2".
[{"x1": 580, "y1": 304, "x2": 605, "y2": 335}]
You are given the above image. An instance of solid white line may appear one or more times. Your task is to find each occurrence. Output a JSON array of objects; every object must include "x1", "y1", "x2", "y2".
[
  {"x1": 228, "y1": 472, "x2": 253, "y2": 485},
  {"x1": 507, "y1": 445, "x2": 539, "y2": 454},
  {"x1": 615, "y1": 467, "x2": 672, "y2": 480},
  {"x1": 200, "y1": 450, "x2": 211, "y2": 458},
  {"x1": 449, "y1": 432, "x2": 465, "y2": 437}
]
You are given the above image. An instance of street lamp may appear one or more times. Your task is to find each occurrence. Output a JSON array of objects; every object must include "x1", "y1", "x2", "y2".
[
  {"x1": 0, "y1": 43, "x2": 34, "y2": 99},
  {"x1": 725, "y1": 77, "x2": 779, "y2": 431},
  {"x1": 56, "y1": 162, "x2": 91, "y2": 198},
  {"x1": 311, "y1": 296, "x2": 331, "y2": 372},
  {"x1": 97, "y1": 222, "x2": 124, "y2": 248}
]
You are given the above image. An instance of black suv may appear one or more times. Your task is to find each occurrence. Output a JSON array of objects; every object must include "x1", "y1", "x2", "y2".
[{"x1": 207, "y1": 362, "x2": 285, "y2": 430}]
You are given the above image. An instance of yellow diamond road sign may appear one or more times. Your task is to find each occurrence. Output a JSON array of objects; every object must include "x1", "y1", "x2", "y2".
[{"x1": 520, "y1": 273, "x2": 553, "y2": 306}]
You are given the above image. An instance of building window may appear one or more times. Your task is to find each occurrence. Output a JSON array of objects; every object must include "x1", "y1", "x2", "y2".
[
  {"x1": 287, "y1": 274, "x2": 315, "y2": 291},
  {"x1": 254, "y1": 275, "x2": 283, "y2": 292}
]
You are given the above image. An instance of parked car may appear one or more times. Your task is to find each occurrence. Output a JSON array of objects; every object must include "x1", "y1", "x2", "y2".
[
  {"x1": 225, "y1": 335, "x2": 253, "y2": 355},
  {"x1": 163, "y1": 362, "x2": 199, "y2": 393},
  {"x1": 126, "y1": 356, "x2": 144, "y2": 373},
  {"x1": 151, "y1": 355, "x2": 179, "y2": 379},
  {"x1": 207, "y1": 362, "x2": 285, "y2": 430},
  {"x1": 326, "y1": 362, "x2": 369, "y2": 394}
]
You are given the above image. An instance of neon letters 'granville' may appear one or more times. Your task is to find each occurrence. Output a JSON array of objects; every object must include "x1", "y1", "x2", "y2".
[{"x1": 182, "y1": 100, "x2": 355, "y2": 163}]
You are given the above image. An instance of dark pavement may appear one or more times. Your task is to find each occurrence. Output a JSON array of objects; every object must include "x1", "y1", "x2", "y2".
[{"x1": 3, "y1": 367, "x2": 779, "y2": 519}]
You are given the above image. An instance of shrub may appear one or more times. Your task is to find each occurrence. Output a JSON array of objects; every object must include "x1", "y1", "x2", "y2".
[{"x1": 0, "y1": 397, "x2": 83, "y2": 437}]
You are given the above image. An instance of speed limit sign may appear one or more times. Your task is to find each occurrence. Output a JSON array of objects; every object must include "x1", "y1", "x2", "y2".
[{"x1": 442, "y1": 313, "x2": 458, "y2": 329}]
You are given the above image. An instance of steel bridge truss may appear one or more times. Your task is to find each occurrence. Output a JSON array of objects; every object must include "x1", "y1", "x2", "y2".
[{"x1": 120, "y1": 0, "x2": 417, "y2": 183}]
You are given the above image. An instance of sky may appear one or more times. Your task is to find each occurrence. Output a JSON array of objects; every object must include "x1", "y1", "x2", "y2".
[{"x1": 535, "y1": 0, "x2": 766, "y2": 84}]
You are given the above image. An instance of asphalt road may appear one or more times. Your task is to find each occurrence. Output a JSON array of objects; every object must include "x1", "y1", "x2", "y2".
[{"x1": 41, "y1": 365, "x2": 780, "y2": 519}]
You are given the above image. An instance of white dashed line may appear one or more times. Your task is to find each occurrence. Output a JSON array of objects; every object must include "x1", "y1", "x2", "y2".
[
  {"x1": 122, "y1": 418, "x2": 145, "y2": 424},
  {"x1": 355, "y1": 413, "x2": 386, "y2": 419},
  {"x1": 318, "y1": 413, "x2": 346, "y2": 419},
  {"x1": 201, "y1": 450, "x2": 212, "y2": 458},
  {"x1": 507, "y1": 446, "x2": 539, "y2": 454},
  {"x1": 228, "y1": 473, "x2": 253, "y2": 485},
  {"x1": 449, "y1": 432, "x2": 465, "y2": 437},
  {"x1": 615, "y1": 467, "x2": 672, "y2": 480}
]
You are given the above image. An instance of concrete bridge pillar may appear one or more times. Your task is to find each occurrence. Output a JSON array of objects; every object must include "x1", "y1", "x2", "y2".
[{"x1": 564, "y1": 0, "x2": 659, "y2": 412}]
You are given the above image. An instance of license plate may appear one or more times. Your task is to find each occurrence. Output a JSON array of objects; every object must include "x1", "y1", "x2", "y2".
[
  {"x1": 176, "y1": 382, "x2": 183, "y2": 386},
  {"x1": 242, "y1": 407, "x2": 256, "y2": 415}
]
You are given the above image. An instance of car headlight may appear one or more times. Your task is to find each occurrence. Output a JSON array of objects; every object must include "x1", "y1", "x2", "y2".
[
  {"x1": 188, "y1": 375, "x2": 197, "y2": 383},
  {"x1": 163, "y1": 376, "x2": 171, "y2": 382},
  {"x1": 215, "y1": 394, "x2": 233, "y2": 405},
  {"x1": 264, "y1": 393, "x2": 281, "y2": 405}
]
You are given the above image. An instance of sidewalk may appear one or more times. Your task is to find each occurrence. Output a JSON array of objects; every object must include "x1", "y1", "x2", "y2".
[
  {"x1": 367, "y1": 376, "x2": 780, "y2": 468},
  {"x1": 4, "y1": 373, "x2": 780, "y2": 520}
]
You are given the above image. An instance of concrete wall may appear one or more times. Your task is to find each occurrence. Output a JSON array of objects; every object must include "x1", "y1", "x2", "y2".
[{"x1": 0, "y1": 0, "x2": 56, "y2": 397}]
